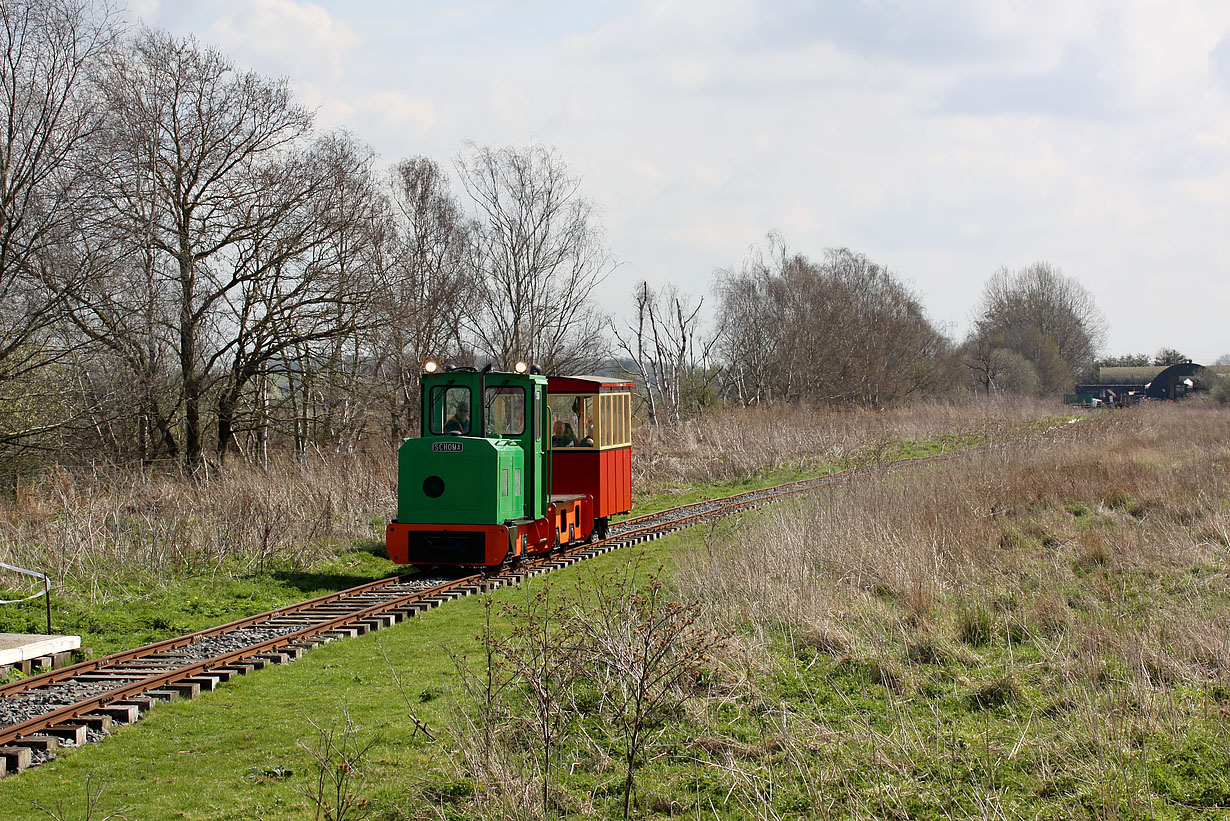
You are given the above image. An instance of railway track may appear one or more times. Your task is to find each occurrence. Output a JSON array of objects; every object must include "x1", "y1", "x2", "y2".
[{"x1": 0, "y1": 448, "x2": 969, "y2": 776}]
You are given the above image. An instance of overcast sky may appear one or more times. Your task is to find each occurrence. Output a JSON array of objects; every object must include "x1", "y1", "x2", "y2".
[{"x1": 132, "y1": 0, "x2": 1230, "y2": 362}]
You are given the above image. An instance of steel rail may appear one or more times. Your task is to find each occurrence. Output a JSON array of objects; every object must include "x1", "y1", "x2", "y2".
[
  {"x1": 0, "y1": 573, "x2": 477, "y2": 698},
  {"x1": 0, "y1": 573, "x2": 491, "y2": 747}
]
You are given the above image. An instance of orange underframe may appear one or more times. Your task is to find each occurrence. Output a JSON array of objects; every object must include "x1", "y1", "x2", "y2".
[
  {"x1": 386, "y1": 522, "x2": 511, "y2": 566},
  {"x1": 386, "y1": 495, "x2": 594, "y2": 568}
]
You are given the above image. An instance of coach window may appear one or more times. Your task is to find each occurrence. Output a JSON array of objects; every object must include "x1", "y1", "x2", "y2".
[
  {"x1": 598, "y1": 392, "x2": 631, "y2": 448},
  {"x1": 484, "y1": 385, "x2": 525, "y2": 437},
  {"x1": 548, "y1": 394, "x2": 596, "y2": 448},
  {"x1": 618, "y1": 393, "x2": 630, "y2": 444},
  {"x1": 429, "y1": 386, "x2": 472, "y2": 436},
  {"x1": 599, "y1": 394, "x2": 610, "y2": 447}
]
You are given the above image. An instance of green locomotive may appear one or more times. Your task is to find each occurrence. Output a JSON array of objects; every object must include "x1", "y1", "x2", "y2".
[{"x1": 386, "y1": 363, "x2": 632, "y2": 568}]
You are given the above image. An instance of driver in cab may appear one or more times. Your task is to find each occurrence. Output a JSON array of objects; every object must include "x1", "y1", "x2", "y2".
[{"x1": 444, "y1": 402, "x2": 470, "y2": 435}]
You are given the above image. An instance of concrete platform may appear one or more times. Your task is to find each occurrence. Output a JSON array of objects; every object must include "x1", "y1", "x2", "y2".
[{"x1": 0, "y1": 634, "x2": 81, "y2": 668}]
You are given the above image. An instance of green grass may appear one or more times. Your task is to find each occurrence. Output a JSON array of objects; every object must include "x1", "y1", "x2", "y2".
[
  {"x1": 0, "y1": 543, "x2": 403, "y2": 656},
  {"x1": 18, "y1": 414, "x2": 1169, "y2": 818},
  {"x1": 0, "y1": 536, "x2": 685, "y2": 819},
  {"x1": 6, "y1": 506, "x2": 1228, "y2": 820}
]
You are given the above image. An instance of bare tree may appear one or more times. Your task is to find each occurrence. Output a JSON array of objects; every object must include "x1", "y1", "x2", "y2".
[
  {"x1": 712, "y1": 235, "x2": 791, "y2": 404},
  {"x1": 969, "y1": 262, "x2": 1106, "y2": 393},
  {"x1": 0, "y1": 0, "x2": 120, "y2": 448},
  {"x1": 495, "y1": 583, "x2": 581, "y2": 817},
  {"x1": 958, "y1": 333, "x2": 1040, "y2": 395},
  {"x1": 823, "y1": 247, "x2": 946, "y2": 405},
  {"x1": 369, "y1": 156, "x2": 473, "y2": 442},
  {"x1": 58, "y1": 242, "x2": 183, "y2": 459},
  {"x1": 211, "y1": 133, "x2": 379, "y2": 464},
  {"x1": 611, "y1": 280, "x2": 716, "y2": 425},
  {"x1": 713, "y1": 236, "x2": 945, "y2": 406},
  {"x1": 455, "y1": 142, "x2": 613, "y2": 374},
  {"x1": 570, "y1": 568, "x2": 716, "y2": 820},
  {"x1": 93, "y1": 29, "x2": 315, "y2": 467}
]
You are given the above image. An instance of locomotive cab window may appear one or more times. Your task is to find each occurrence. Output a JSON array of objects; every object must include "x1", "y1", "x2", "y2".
[
  {"x1": 484, "y1": 385, "x2": 525, "y2": 437},
  {"x1": 429, "y1": 386, "x2": 472, "y2": 436}
]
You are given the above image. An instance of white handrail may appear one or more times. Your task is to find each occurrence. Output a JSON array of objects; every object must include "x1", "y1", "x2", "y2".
[
  {"x1": 0, "y1": 561, "x2": 51, "y2": 605},
  {"x1": 0, "y1": 561, "x2": 53, "y2": 633}
]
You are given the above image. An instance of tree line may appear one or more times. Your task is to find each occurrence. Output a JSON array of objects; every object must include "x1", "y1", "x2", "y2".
[
  {"x1": 1, "y1": 1, "x2": 1130, "y2": 476},
  {"x1": 1, "y1": 2, "x2": 613, "y2": 472},
  {"x1": 623, "y1": 235, "x2": 1110, "y2": 421}
]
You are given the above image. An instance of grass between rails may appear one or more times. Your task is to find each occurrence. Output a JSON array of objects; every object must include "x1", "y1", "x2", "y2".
[{"x1": 1, "y1": 403, "x2": 1227, "y2": 819}]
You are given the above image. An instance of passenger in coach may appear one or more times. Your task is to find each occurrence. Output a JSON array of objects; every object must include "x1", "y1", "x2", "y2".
[{"x1": 552, "y1": 420, "x2": 573, "y2": 447}]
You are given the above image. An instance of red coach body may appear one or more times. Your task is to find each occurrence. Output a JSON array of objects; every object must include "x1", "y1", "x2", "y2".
[{"x1": 547, "y1": 376, "x2": 633, "y2": 533}]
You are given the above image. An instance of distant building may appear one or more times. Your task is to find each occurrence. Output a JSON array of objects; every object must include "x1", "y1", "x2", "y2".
[{"x1": 1070, "y1": 361, "x2": 1224, "y2": 405}]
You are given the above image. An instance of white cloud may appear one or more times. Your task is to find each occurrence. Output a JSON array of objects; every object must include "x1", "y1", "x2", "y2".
[
  {"x1": 355, "y1": 92, "x2": 438, "y2": 133},
  {"x1": 127, "y1": 0, "x2": 162, "y2": 19},
  {"x1": 208, "y1": 0, "x2": 358, "y2": 83},
  {"x1": 624, "y1": 159, "x2": 663, "y2": 184}
]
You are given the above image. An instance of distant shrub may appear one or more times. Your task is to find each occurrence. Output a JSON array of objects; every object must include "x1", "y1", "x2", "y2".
[{"x1": 1212, "y1": 377, "x2": 1230, "y2": 405}]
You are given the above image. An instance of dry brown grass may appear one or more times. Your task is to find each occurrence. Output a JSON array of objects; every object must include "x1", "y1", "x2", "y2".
[
  {"x1": 0, "y1": 455, "x2": 396, "y2": 594},
  {"x1": 632, "y1": 395, "x2": 1061, "y2": 493},
  {"x1": 678, "y1": 402, "x2": 1230, "y2": 688},
  {"x1": 664, "y1": 403, "x2": 1230, "y2": 816}
]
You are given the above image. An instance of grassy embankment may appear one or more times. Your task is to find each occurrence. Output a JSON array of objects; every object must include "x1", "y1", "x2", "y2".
[
  {"x1": 0, "y1": 401, "x2": 1227, "y2": 819},
  {"x1": 673, "y1": 403, "x2": 1230, "y2": 818},
  {"x1": 0, "y1": 399, "x2": 1052, "y2": 654}
]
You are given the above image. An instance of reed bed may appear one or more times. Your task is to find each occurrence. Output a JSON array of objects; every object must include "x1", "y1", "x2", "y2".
[
  {"x1": 633, "y1": 396, "x2": 1060, "y2": 493},
  {"x1": 681, "y1": 403, "x2": 1230, "y2": 682}
]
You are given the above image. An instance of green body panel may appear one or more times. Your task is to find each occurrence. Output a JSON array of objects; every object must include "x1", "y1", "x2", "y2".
[
  {"x1": 396, "y1": 369, "x2": 549, "y2": 527},
  {"x1": 397, "y1": 436, "x2": 524, "y2": 525}
]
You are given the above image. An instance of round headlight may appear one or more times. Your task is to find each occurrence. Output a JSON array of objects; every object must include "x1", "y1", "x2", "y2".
[
  {"x1": 514, "y1": 360, "x2": 528, "y2": 373},
  {"x1": 424, "y1": 360, "x2": 439, "y2": 374}
]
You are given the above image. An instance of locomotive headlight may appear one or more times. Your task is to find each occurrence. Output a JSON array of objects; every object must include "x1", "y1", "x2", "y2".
[
  {"x1": 424, "y1": 360, "x2": 439, "y2": 374},
  {"x1": 514, "y1": 360, "x2": 528, "y2": 373}
]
